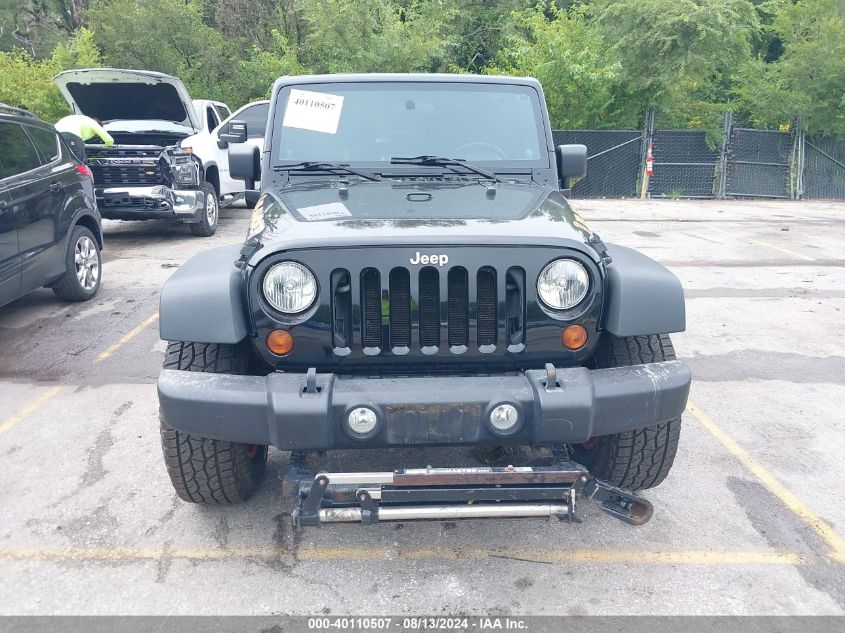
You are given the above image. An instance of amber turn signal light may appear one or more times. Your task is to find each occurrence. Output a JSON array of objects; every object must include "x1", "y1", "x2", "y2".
[
  {"x1": 561, "y1": 324, "x2": 588, "y2": 350},
  {"x1": 267, "y1": 329, "x2": 295, "y2": 356}
]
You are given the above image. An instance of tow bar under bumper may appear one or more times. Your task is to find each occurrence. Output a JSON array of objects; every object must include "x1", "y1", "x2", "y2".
[{"x1": 288, "y1": 462, "x2": 653, "y2": 528}]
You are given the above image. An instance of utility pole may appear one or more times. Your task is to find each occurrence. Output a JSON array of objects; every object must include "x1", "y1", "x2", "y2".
[{"x1": 639, "y1": 109, "x2": 655, "y2": 199}]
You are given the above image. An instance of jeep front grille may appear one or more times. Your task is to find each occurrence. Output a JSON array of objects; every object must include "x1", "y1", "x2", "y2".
[{"x1": 331, "y1": 264, "x2": 526, "y2": 355}]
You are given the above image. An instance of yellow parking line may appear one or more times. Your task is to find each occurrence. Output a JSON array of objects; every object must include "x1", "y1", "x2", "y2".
[
  {"x1": 1, "y1": 311, "x2": 158, "y2": 436},
  {"x1": 0, "y1": 386, "x2": 65, "y2": 437},
  {"x1": 95, "y1": 311, "x2": 159, "y2": 363},
  {"x1": 688, "y1": 401, "x2": 845, "y2": 562},
  {"x1": 710, "y1": 226, "x2": 814, "y2": 261},
  {"x1": 0, "y1": 546, "x2": 806, "y2": 565},
  {"x1": 298, "y1": 547, "x2": 804, "y2": 566}
]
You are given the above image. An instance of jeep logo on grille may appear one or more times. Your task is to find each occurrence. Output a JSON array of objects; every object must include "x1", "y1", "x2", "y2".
[{"x1": 410, "y1": 252, "x2": 449, "y2": 266}]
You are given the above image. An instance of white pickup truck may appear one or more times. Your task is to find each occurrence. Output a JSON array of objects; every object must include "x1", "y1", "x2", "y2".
[
  {"x1": 187, "y1": 98, "x2": 269, "y2": 209},
  {"x1": 53, "y1": 68, "x2": 269, "y2": 236}
]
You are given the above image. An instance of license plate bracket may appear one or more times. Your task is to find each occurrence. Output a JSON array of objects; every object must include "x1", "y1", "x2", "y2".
[{"x1": 384, "y1": 402, "x2": 484, "y2": 444}]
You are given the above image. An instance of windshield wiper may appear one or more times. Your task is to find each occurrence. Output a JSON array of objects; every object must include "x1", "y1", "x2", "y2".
[
  {"x1": 273, "y1": 161, "x2": 381, "y2": 182},
  {"x1": 390, "y1": 155, "x2": 499, "y2": 181}
]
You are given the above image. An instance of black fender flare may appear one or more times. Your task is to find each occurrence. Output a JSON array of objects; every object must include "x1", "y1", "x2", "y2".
[
  {"x1": 202, "y1": 159, "x2": 217, "y2": 178},
  {"x1": 159, "y1": 244, "x2": 249, "y2": 343},
  {"x1": 63, "y1": 193, "x2": 103, "y2": 249},
  {"x1": 603, "y1": 244, "x2": 685, "y2": 336}
]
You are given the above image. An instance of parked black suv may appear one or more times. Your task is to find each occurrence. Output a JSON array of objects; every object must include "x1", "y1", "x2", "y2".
[
  {"x1": 157, "y1": 75, "x2": 691, "y2": 527},
  {"x1": 0, "y1": 105, "x2": 103, "y2": 308}
]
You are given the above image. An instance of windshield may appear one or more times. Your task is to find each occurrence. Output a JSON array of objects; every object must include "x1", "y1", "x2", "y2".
[{"x1": 271, "y1": 82, "x2": 548, "y2": 169}]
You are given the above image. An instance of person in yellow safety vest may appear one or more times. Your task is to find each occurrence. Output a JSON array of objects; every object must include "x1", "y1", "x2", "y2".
[
  {"x1": 55, "y1": 114, "x2": 114, "y2": 147},
  {"x1": 55, "y1": 114, "x2": 114, "y2": 162}
]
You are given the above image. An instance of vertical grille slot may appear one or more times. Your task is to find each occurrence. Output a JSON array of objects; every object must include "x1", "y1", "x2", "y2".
[
  {"x1": 447, "y1": 267, "x2": 469, "y2": 347},
  {"x1": 360, "y1": 268, "x2": 382, "y2": 349},
  {"x1": 505, "y1": 267, "x2": 525, "y2": 346},
  {"x1": 389, "y1": 268, "x2": 411, "y2": 349},
  {"x1": 477, "y1": 267, "x2": 497, "y2": 347},
  {"x1": 331, "y1": 269, "x2": 352, "y2": 348},
  {"x1": 419, "y1": 268, "x2": 440, "y2": 348}
]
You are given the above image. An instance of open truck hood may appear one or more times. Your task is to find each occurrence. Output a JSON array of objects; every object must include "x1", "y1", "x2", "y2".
[{"x1": 53, "y1": 68, "x2": 199, "y2": 130}]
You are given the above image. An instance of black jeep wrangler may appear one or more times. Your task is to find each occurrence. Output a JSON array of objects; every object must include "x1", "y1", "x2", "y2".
[{"x1": 157, "y1": 74, "x2": 691, "y2": 526}]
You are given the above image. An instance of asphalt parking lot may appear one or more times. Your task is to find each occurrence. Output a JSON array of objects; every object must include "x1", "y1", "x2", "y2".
[{"x1": 0, "y1": 198, "x2": 843, "y2": 615}]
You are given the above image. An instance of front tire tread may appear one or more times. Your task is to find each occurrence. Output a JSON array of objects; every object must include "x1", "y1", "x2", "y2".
[
  {"x1": 573, "y1": 333, "x2": 682, "y2": 491},
  {"x1": 160, "y1": 341, "x2": 266, "y2": 504}
]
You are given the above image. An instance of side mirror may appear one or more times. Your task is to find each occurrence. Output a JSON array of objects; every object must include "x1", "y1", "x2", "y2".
[
  {"x1": 556, "y1": 144, "x2": 588, "y2": 188},
  {"x1": 229, "y1": 143, "x2": 260, "y2": 188},
  {"x1": 219, "y1": 119, "x2": 247, "y2": 145}
]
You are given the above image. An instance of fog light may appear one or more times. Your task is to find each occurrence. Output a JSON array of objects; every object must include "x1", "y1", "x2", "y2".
[
  {"x1": 266, "y1": 329, "x2": 295, "y2": 355},
  {"x1": 347, "y1": 407, "x2": 378, "y2": 437},
  {"x1": 489, "y1": 403, "x2": 519, "y2": 433},
  {"x1": 562, "y1": 324, "x2": 588, "y2": 350}
]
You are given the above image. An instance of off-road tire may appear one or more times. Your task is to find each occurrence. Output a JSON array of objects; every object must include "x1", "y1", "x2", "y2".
[
  {"x1": 571, "y1": 334, "x2": 682, "y2": 491},
  {"x1": 52, "y1": 225, "x2": 101, "y2": 301},
  {"x1": 189, "y1": 182, "x2": 219, "y2": 237},
  {"x1": 160, "y1": 342, "x2": 267, "y2": 503}
]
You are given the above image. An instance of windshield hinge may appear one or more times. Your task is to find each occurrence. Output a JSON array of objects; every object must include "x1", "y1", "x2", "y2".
[{"x1": 532, "y1": 168, "x2": 553, "y2": 186}]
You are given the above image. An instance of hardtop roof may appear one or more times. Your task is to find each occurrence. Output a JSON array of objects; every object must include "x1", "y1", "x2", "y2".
[{"x1": 272, "y1": 73, "x2": 542, "y2": 92}]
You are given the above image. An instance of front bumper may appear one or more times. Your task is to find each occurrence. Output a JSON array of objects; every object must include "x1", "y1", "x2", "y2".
[
  {"x1": 157, "y1": 360, "x2": 691, "y2": 450},
  {"x1": 97, "y1": 186, "x2": 205, "y2": 222}
]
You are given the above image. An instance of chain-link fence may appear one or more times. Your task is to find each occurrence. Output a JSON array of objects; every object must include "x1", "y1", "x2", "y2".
[
  {"x1": 803, "y1": 136, "x2": 845, "y2": 200},
  {"x1": 553, "y1": 113, "x2": 845, "y2": 200},
  {"x1": 647, "y1": 130, "x2": 719, "y2": 198},
  {"x1": 552, "y1": 130, "x2": 642, "y2": 198},
  {"x1": 725, "y1": 128, "x2": 794, "y2": 198}
]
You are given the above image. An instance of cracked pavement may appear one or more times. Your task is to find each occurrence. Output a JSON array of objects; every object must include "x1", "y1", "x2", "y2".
[{"x1": 0, "y1": 199, "x2": 844, "y2": 615}]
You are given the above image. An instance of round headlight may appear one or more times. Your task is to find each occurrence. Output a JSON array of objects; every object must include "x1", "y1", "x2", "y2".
[
  {"x1": 262, "y1": 261, "x2": 317, "y2": 314},
  {"x1": 537, "y1": 259, "x2": 589, "y2": 310}
]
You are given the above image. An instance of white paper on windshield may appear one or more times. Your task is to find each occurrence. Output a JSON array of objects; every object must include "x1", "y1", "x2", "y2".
[
  {"x1": 297, "y1": 202, "x2": 352, "y2": 221},
  {"x1": 282, "y1": 89, "x2": 344, "y2": 134}
]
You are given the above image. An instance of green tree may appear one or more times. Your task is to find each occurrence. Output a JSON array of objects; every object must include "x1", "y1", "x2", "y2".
[
  {"x1": 486, "y1": 3, "x2": 623, "y2": 128},
  {"x1": 0, "y1": 28, "x2": 101, "y2": 120},
  {"x1": 207, "y1": 0, "x2": 281, "y2": 47},
  {"x1": 233, "y1": 30, "x2": 302, "y2": 100},
  {"x1": 6, "y1": 0, "x2": 841, "y2": 139},
  {"x1": 88, "y1": 0, "x2": 237, "y2": 104},
  {"x1": 734, "y1": 0, "x2": 845, "y2": 135},
  {"x1": 431, "y1": 0, "x2": 527, "y2": 73},
  {"x1": 591, "y1": 0, "x2": 760, "y2": 131},
  {"x1": 0, "y1": 0, "x2": 89, "y2": 56},
  {"x1": 296, "y1": 0, "x2": 448, "y2": 73}
]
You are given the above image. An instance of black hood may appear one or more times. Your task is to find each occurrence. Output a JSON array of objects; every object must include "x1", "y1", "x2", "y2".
[
  {"x1": 246, "y1": 179, "x2": 598, "y2": 264},
  {"x1": 280, "y1": 179, "x2": 546, "y2": 222}
]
